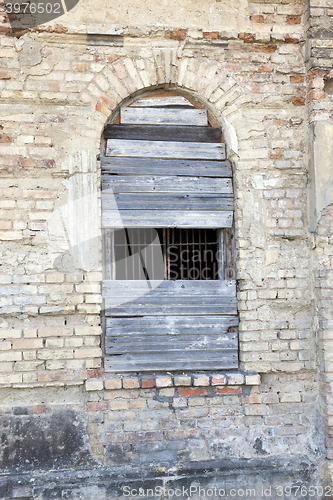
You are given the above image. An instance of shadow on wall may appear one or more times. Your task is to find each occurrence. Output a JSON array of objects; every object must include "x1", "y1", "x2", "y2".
[{"x1": 5, "y1": 0, "x2": 79, "y2": 34}]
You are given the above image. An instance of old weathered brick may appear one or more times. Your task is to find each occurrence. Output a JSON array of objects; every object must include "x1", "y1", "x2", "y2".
[
  {"x1": 215, "y1": 386, "x2": 242, "y2": 395},
  {"x1": 178, "y1": 387, "x2": 207, "y2": 397}
]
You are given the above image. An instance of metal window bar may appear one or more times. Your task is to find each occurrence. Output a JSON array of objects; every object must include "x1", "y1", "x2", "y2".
[{"x1": 111, "y1": 228, "x2": 222, "y2": 280}]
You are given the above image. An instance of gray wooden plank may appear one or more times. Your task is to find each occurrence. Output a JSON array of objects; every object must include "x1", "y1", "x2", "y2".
[
  {"x1": 105, "y1": 332, "x2": 237, "y2": 345},
  {"x1": 102, "y1": 176, "x2": 232, "y2": 194},
  {"x1": 103, "y1": 125, "x2": 222, "y2": 143},
  {"x1": 106, "y1": 343, "x2": 237, "y2": 355},
  {"x1": 104, "y1": 355, "x2": 238, "y2": 372},
  {"x1": 104, "y1": 303, "x2": 237, "y2": 316},
  {"x1": 130, "y1": 96, "x2": 194, "y2": 107},
  {"x1": 105, "y1": 295, "x2": 236, "y2": 306},
  {"x1": 102, "y1": 193, "x2": 234, "y2": 211},
  {"x1": 105, "y1": 315, "x2": 239, "y2": 333},
  {"x1": 121, "y1": 107, "x2": 207, "y2": 126},
  {"x1": 105, "y1": 139, "x2": 225, "y2": 160},
  {"x1": 103, "y1": 279, "x2": 236, "y2": 294},
  {"x1": 105, "y1": 350, "x2": 237, "y2": 362},
  {"x1": 105, "y1": 336, "x2": 237, "y2": 354},
  {"x1": 102, "y1": 210, "x2": 233, "y2": 228},
  {"x1": 100, "y1": 157, "x2": 232, "y2": 177}
]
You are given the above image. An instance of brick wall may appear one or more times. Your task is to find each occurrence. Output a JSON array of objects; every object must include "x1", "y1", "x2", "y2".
[{"x1": 0, "y1": 0, "x2": 331, "y2": 496}]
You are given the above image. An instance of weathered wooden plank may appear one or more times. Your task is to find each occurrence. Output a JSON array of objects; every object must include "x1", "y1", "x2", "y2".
[
  {"x1": 104, "y1": 303, "x2": 237, "y2": 316},
  {"x1": 103, "y1": 125, "x2": 222, "y2": 143},
  {"x1": 100, "y1": 157, "x2": 232, "y2": 178},
  {"x1": 105, "y1": 294, "x2": 236, "y2": 305},
  {"x1": 102, "y1": 193, "x2": 234, "y2": 211},
  {"x1": 102, "y1": 176, "x2": 232, "y2": 194},
  {"x1": 130, "y1": 96, "x2": 194, "y2": 107},
  {"x1": 105, "y1": 315, "x2": 238, "y2": 332},
  {"x1": 106, "y1": 341, "x2": 237, "y2": 355},
  {"x1": 105, "y1": 139, "x2": 225, "y2": 160},
  {"x1": 104, "y1": 354, "x2": 238, "y2": 372},
  {"x1": 121, "y1": 107, "x2": 207, "y2": 126},
  {"x1": 105, "y1": 333, "x2": 237, "y2": 352},
  {"x1": 103, "y1": 279, "x2": 236, "y2": 294},
  {"x1": 102, "y1": 210, "x2": 233, "y2": 229},
  {"x1": 105, "y1": 331, "x2": 237, "y2": 345}
]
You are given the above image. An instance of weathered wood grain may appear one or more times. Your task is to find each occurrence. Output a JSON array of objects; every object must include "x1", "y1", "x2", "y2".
[
  {"x1": 121, "y1": 107, "x2": 207, "y2": 126},
  {"x1": 102, "y1": 210, "x2": 233, "y2": 228},
  {"x1": 102, "y1": 193, "x2": 234, "y2": 211},
  {"x1": 100, "y1": 157, "x2": 232, "y2": 177},
  {"x1": 129, "y1": 96, "x2": 194, "y2": 107},
  {"x1": 106, "y1": 139, "x2": 226, "y2": 160},
  {"x1": 103, "y1": 279, "x2": 236, "y2": 293},
  {"x1": 103, "y1": 125, "x2": 221, "y2": 143},
  {"x1": 104, "y1": 354, "x2": 238, "y2": 372},
  {"x1": 106, "y1": 314, "x2": 238, "y2": 330},
  {"x1": 102, "y1": 176, "x2": 232, "y2": 194}
]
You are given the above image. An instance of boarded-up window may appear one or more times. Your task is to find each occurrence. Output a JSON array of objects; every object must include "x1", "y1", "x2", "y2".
[{"x1": 101, "y1": 95, "x2": 238, "y2": 372}]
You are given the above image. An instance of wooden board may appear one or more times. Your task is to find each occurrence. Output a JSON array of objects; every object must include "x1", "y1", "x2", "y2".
[
  {"x1": 100, "y1": 157, "x2": 232, "y2": 178},
  {"x1": 102, "y1": 193, "x2": 234, "y2": 211},
  {"x1": 102, "y1": 176, "x2": 232, "y2": 194},
  {"x1": 106, "y1": 139, "x2": 225, "y2": 160},
  {"x1": 105, "y1": 338, "x2": 237, "y2": 354},
  {"x1": 103, "y1": 279, "x2": 236, "y2": 294},
  {"x1": 103, "y1": 279, "x2": 237, "y2": 316},
  {"x1": 105, "y1": 332, "x2": 237, "y2": 351},
  {"x1": 103, "y1": 125, "x2": 222, "y2": 143},
  {"x1": 121, "y1": 107, "x2": 207, "y2": 126},
  {"x1": 105, "y1": 315, "x2": 239, "y2": 336},
  {"x1": 104, "y1": 354, "x2": 238, "y2": 372},
  {"x1": 102, "y1": 210, "x2": 233, "y2": 228},
  {"x1": 130, "y1": 96, "x2": 194, "y2": 107}
]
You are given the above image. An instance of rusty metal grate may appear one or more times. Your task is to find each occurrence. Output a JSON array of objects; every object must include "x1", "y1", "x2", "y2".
[{"x1": 113, "y1": 228, "x2": 220, "y2": 280}]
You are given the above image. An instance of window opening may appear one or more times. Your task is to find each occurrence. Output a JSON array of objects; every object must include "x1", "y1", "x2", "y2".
[{"x1": 112, "y1": 228, "x2": 222, "y2": 281}]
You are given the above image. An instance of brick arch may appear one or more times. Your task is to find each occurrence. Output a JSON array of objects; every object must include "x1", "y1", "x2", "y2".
[{"x1": 86, "y1": 53, "x2": 250, "y2": 153}]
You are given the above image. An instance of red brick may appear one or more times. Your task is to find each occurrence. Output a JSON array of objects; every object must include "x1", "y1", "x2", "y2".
[
  {"x1": 307, "y1": 90, "x2": 327, "y2": 101},
  {"x1": 96, "y1": 102, "x2": 111, "y2": 116},
  {"x1": 290, "y1": 75, "x2": 304, "y2": 83},
  {"x1": 0, "y1": 71, "x2": 15, "y2": 80},
  {"x1": 291, "y1": 96, "x2": 305, "y2": 106},
  {"x1": 88, "y1": 368, "x2": 104, "y2": 378},
  {"x1": 287, "y1": 15, "x2": 301, "y2": 24},
  {"x1": 211, "y1": 375, "x2": 227, "y2": 386},
  {"x1": 95, "y1": 55, "x2": 119, "y2": 63},
  {"x1": 285, "y1": 35, "x2": 300, "y2": 44},
  {"x1": 258, "y1": 65, "x2": 274, "y2": 73},
  {"x1": 250, "y1": 15, "x2": 265, "y2": 23},
  {"x1": 178, "y1": 387, "x2": 207, "y2": 397},
  {"x1": 203, "y1": 31, "x2": 219, "y2": 40},
  {"x1": 252, "y1": 45, "x2": 277, "y2": 54},
  {"x1": 270, "y1": 151, "x2": 283, "y2": 159},
  {"x1": 0, "y1": 134, "x2": 12, "y2": 143},
  {"x1": 87, "y1": 401, "x2": 109, "y2": 411},
  {"x1": 215, "y1": 386, "x2": 242, "y2": 395},
  {"x1": 170, "y1": 29, "x2": 186, "y2": 40},
  {"x1": 239, "y1": 33, "x2": 255, "y2": 43},
  {"x1": 54, "y1": 26, "x2": 68, "y2": 33},
  {"x1": 141, "y1": 378, "x2": 154, "y2": 388}
]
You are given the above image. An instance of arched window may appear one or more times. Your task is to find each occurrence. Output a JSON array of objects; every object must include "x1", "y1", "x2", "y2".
[{"x1": 101, "y1": 93, "x2": 238, "y2": 372}]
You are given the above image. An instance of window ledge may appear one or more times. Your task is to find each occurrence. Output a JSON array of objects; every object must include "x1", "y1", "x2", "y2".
[{"x1": 85, "y1": 372, "x2": 260, "y2": 391}]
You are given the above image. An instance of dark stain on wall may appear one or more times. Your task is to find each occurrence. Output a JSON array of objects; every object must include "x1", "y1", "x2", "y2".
[{"x1": 0, "y1": 409, "x2": 96, "y2": 471}]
